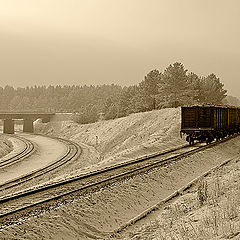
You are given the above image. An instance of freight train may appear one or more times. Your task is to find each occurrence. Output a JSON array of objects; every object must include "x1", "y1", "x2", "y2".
[{"x1": 180, "y1": 105, "x2": 240, "y2": 145}]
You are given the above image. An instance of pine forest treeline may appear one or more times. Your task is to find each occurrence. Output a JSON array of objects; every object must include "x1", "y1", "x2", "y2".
[{"x1": 0, "y1": 62, "x2": 228, "y2": 124}]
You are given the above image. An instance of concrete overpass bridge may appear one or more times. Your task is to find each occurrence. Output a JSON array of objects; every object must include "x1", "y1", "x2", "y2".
[{"x1": 0, "y1": 113, "x2": 67, "y2": 134}]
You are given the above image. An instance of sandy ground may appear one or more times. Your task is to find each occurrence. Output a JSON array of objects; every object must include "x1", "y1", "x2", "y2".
[
  {"x1": 119, "y1": 149, "x2": 240, "y2": 240},
  {"x1": 0, "y1": 135, "x2": 12, "y2": 159},
  {"x1": 1, "y1": 134, "x2": 240, "y2": 239},
  {"x1": 0, "y1": 133, "x2": 67, "y2": 185},
  {"x1": 35, "y1": 108, "x2": 186, "y2": 170},
  {"x1": 27, "y1": 108, "x2": 186, "y2": 185}
]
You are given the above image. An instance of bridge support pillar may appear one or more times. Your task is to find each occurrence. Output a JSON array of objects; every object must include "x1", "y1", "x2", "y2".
[
  {"x1": 23, "y1": 119, "x2": 34, "y2": 133},
  {"x1": 3, "y1": 119, "x2": 14, "y2": 134}
]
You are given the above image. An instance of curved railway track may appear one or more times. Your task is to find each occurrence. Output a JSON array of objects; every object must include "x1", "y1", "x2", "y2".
[
  {"x1": 0, "y1": 136, "x2": 81, "y2": 192},
  {"x1": 1, "y1": 133, "x2": 238, "y2": 227},
  {"x1": 0, "y1": 135, "x2": 35, "y2": 169}
]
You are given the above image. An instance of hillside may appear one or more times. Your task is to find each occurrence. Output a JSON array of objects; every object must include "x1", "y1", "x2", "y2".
[{"x1": 35, "y1": 107, "x2": 186, "y2": 168}]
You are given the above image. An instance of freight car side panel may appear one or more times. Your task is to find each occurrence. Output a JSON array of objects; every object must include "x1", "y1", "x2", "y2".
[
  {"x1": 213, "y1": 108, "x2": 218, "y2": 129},
  {"x1": 214, "y1": 107, "x2": 228, "y2": 130},
  {"x1": 181, "y1": 106, "x2": 213, "y2": 130},
  {"x1": 228, "y1": 108, "x2": 238, "y2": 129},
  {"x1": 181, "y1": 107, "x2": 197, "y2": 128},
  {"x1": 222, "y1": 108, "x2": 228, "y2": 129},
  {"x1": 197, "y1": 107, "x2": 212, "y2": 128}
]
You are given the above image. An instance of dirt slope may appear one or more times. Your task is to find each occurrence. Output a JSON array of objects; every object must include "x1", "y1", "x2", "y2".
[{"x1": 35, "y1": 107, "x2": 186, "y2": 167}]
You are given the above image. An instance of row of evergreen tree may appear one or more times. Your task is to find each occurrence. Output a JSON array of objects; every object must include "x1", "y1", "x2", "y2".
[{"x1": 0, "y1": 62, "x2": 228, "y2": 123}]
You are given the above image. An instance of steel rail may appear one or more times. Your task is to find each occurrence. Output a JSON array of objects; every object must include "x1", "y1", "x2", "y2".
[
  {"x1": 111, "y1": 155, "x2": 240, "y2": 237},
  {"x1": 0, "y1": 135, "x2": 35, "y2": 168},
  {"x1": 0, "y1": 143, "x2": 191, "y2": 204},
  {"x1": 0, "y1": 136, "x2": 81, "y2": 192}
]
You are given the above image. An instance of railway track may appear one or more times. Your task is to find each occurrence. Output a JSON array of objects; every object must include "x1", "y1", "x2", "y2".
[
  {"x1": 111, "y1": 151, "x2": 239, "y2": 237},
  {"x1": 0, "y1": 135, "x2": 35, "y2": 169},
  {"x1": 0, "y1": 136, "x2": 81, "y2": 192},
  {"x1": 1, "y1": 133, "x2": 238, "y2": 227}
]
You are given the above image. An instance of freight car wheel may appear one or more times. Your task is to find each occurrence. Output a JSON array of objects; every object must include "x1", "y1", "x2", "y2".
[
  {"x1": 186, "y1": 136, "x2": 194, "y2": 145},
  {"x1": 206, "y1": 136, "x2": 214, "y2": 145}
]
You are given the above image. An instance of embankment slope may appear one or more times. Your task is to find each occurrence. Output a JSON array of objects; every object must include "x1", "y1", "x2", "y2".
[{"x1": 35, "y1": 107, "x2": 186, "y2": 167}]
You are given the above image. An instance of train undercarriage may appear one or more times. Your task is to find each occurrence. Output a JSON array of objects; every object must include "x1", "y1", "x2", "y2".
[{"x1": 181, "y1": 128, "x2": 239, "y2": 145}]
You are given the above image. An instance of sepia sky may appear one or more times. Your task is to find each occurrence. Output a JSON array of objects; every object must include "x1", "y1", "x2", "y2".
[{"x1": 0, "y1": 0, "x2": 240, "y2": 97}]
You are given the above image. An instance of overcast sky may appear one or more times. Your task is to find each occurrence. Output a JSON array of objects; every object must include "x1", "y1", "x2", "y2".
[{"x1": 0, "y1": 0, "x2": 240, "y2": 97}]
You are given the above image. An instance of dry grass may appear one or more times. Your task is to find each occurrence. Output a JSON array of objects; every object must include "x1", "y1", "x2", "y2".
[{"x1": 121, "y1": 160, "x2": 240, "y2": 240}]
